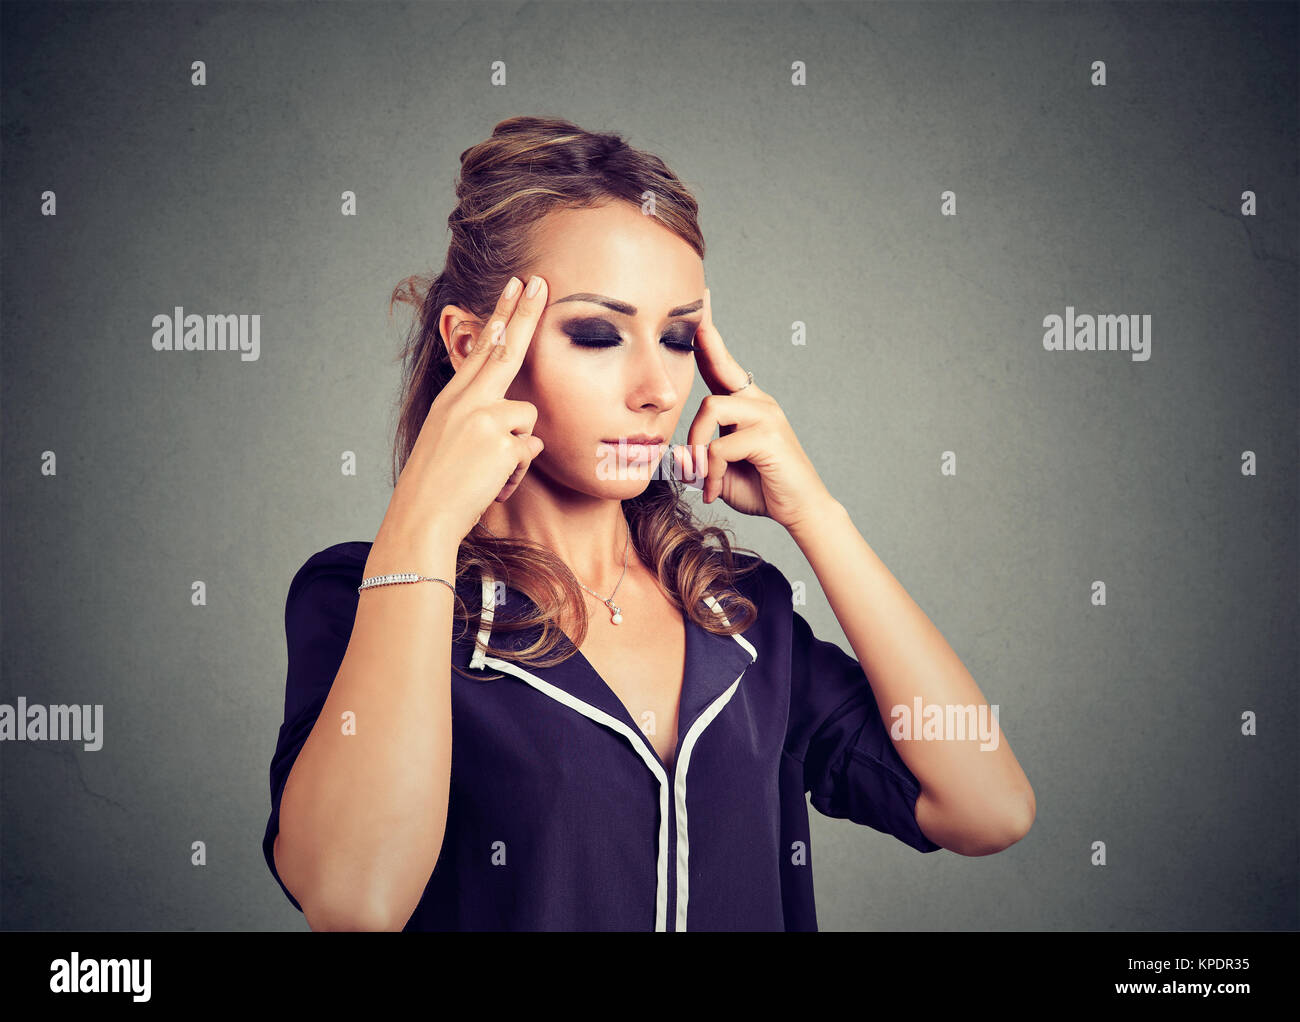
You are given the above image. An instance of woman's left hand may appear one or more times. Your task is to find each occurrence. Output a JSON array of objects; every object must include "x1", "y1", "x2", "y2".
[{"x1": 673, "y1": 288, "x2": 838, "y2": 535}]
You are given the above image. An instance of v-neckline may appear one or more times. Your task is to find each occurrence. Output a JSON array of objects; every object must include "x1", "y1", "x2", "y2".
[
  {"x1": 565, "y1": 613, "x2": 688, "y2": 774},
  {"x1": 463, "y1": 571, "x2": 758, "y2": 778}
]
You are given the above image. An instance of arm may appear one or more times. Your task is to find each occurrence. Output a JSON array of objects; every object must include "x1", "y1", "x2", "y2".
[
  {"x1": 274, "y1": 270, "x2": 552, "y2": 927},
  {"x1": 788, "y1": 498, "x2": 1035, "y2": 856},
  {"x1": 679, "y1": 287, "x2": 1033, "y2": 856},
  {"x1": 273, "y1": 524, "x2": 459, "y2": 930}
]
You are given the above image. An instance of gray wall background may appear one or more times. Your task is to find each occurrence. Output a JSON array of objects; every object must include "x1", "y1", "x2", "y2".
[{"x1": 2, "y1": 0, "x2": 1295, "y2": 931}]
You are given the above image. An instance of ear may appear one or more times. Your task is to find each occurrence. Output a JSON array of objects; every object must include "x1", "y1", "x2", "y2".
[{"x1": 439, "y1": 303, "x2": 484, "y2": 370}]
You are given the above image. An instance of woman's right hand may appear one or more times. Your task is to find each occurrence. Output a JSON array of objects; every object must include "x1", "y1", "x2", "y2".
[{"x1": 379, "y1": 273, "x2": 549, "y2": 549}]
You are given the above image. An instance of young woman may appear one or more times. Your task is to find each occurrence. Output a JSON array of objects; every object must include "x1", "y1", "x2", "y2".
[{"x1": 263, "y1": 115, "x2": 1035, "y2": 932}]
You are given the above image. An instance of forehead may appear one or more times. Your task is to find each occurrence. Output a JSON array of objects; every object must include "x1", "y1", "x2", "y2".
[{"x1": 525, "y1": 201, "x2": 704, "y2": 317}]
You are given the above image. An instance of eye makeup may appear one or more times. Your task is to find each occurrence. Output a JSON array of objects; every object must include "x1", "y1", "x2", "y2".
[{"x1": 561, "y1": 316, "x2": 698, "y2": 353}]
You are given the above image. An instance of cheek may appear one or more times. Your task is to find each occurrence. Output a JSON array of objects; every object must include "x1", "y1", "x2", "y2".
[
  {"x1": 513, "y1": 352, "x2": 593, "y2": 438},
  {"x1": 530, "y1": 342, "x2": 611, "y2": 403},
  {"x1": 671, "y1": 359, "x2": 697, "y2": 405}
]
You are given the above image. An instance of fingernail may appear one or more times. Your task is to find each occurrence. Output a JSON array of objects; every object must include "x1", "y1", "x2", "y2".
[
  {"x1": 505, "y1": 277, "x2": 521, "y2": 298},
  {"x1": 525, "y1": 275, "x2": 541, "y2": 298}
]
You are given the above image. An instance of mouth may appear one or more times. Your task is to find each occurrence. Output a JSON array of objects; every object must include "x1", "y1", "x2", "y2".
[
  {"x1": 601, "y1": 435, "x2": 665, "y2": 447},
  {"x1": 599, "y1": 436, "x2": 666, "y2": 464}
]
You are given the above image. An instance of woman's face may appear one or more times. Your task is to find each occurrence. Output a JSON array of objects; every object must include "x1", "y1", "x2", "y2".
[{"x1": 450, "y1": 200, "x2": 705, "y2": 499}]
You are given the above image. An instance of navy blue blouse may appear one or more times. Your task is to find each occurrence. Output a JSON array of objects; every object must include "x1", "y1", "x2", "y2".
[{"x1": 263, "y1": 541, "x2": 941, "y2": 931}]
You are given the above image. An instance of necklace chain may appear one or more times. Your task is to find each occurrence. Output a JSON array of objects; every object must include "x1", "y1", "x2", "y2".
[{"x1": 477, "y1": 514, "x2": 631, "y2": 625}]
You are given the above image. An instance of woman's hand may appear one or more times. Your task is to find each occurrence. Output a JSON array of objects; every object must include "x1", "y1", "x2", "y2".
[
  {"x1": 673, "y1": 288, "x2": 838, "y2": 535},
  {"x1": 379, "y1": 275, "x2": 549, "y2": 550}
]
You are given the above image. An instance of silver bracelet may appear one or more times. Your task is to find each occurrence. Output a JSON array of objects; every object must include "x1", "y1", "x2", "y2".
[{"x1": 357, "y1": 573, "x2": 456, "y2": 594}]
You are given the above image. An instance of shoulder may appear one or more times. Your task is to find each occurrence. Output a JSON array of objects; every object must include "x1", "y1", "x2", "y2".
[
  {"x1": 720, "y1": 550, "x2": 795, "y2": 615},
  {"x1": 286, "y1": 540, "x2": 373, "y2": 607}
]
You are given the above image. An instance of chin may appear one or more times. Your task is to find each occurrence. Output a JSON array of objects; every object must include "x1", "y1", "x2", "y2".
[{"x1": 589, "y1": 474, "x2": 657, "y2": 498}]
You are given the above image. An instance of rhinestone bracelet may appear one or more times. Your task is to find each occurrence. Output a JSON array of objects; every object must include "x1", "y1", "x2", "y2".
[{"x1": 357, "y1": 573, "x2": 455, "y2": 595}]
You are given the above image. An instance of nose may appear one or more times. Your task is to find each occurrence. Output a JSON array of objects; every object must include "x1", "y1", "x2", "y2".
[{"x1": 625, "y1": 334, "x2": 681, "y2": 412}]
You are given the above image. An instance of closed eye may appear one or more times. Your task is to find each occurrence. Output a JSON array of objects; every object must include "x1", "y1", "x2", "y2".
[
  {"x1": 569, "y1": 335, "x2": 697, "y2": 353},
  {"x1": 560, "y1": 316, "x2": 698, "y2": 353}
]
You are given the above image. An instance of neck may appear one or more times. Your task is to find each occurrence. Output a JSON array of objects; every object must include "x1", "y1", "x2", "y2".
[{"x1": 478, "y1": 482, "x2": 633, "y2": 593}]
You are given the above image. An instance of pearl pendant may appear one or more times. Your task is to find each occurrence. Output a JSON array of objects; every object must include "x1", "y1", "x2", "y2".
[{"x1": 608, "y1": 601, "x2": 623, "y2": 625}]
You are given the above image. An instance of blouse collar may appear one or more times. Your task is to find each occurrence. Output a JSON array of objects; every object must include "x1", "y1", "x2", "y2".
[{"x1": 457, "y1": 571, "x2": 758, "y2": 739}]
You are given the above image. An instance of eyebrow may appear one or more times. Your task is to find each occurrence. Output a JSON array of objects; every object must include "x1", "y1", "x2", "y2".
[{"x1": 550, "y1": 293, "x2": 703, "y2": 317}]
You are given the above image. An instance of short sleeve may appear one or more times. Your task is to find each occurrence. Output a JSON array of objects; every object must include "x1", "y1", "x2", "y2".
[
  {"x1": 262, "y1": 543, "x2": 367, "y2": 911},
  {"x1": 784, "y1": 608, "x2": 942, "y2": 853}
]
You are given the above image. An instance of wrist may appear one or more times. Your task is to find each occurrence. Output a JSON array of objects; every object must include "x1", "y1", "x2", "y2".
[
  {"x1": 367, "y1": 518, "x2": 462, "y2": 579},
  {"x1": 785, "y1": 495, "x2": 848, "y2": 547}
]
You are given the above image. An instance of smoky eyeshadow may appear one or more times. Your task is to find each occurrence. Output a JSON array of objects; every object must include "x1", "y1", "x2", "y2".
[
  {"x1": 560, "y1": 316, "x2": 697, "y2": 348},
  {"x1": 560, "y1": 316, "x2": 621, "y2": 339}
]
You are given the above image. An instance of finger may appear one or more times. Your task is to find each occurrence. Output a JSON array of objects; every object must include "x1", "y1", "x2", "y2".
[
  {"x1": 694, "y1": 287, "x2": 756, "y2": 397},
  {"x1": 684, "y1": 393, "x2": 766, "y2": 458},
  {"x1": 495, "y1": 437, "x2": 537, "y2": 502},
  {"x1": 470, "y1": 273, "x2": 548, "y2": 399},
  {"x1": 672, "y1": 442, "x2": 706, "y2": 489},
  {"x1": 447, "y1": 276, "x2": 525, "y2": 390},
  {"x1": 495, "y1": 397, "x2": 539, "y2": 437},
  {"x1": 496, "y1": 432, "x2": 545, "y2": 502},
  {"x1": 698, "y1": 430, "x2": 757, "y2": 504}
]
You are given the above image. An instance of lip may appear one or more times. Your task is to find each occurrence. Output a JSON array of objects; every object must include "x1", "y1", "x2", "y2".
[{"x1": 601, "y1": 435, "x2": 664, "y2": 446}]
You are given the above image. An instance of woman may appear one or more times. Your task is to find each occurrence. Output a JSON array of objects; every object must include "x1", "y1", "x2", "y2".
[{"x1": 262, "y1": 115, "x2": 1035, "y2": 931}]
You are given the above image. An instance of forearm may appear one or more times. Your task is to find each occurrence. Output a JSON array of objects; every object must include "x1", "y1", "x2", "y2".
[
  {"x1": 788, "y1": 499, "x2": 1034, "y2": 854},
  {"x1": 275, "y1": 526, "x2": 459, "y2": 930}
]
